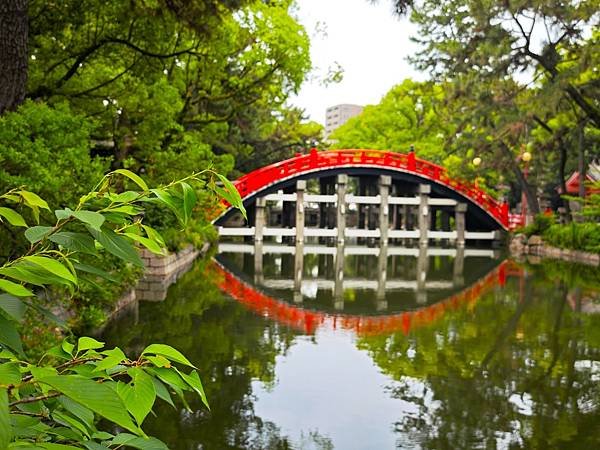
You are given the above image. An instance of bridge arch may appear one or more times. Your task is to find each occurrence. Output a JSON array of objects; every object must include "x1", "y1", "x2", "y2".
[{"x1": 215, "y1": 149, "x2": 508, "y2": 231}]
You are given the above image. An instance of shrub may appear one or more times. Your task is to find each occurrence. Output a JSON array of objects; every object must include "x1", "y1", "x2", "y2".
[{"x1": 543, "y1": 222, "x2": 600, "y2": 253}]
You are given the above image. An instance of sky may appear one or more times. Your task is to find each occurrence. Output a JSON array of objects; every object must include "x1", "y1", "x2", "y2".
[{"x1": 289, "y1": 0, "x2": 426, "y2": 125}]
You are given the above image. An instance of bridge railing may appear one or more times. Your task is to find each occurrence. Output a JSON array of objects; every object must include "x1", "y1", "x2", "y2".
[{"x1": 231, "y1": 149, "x2": 509, "y2": 228}]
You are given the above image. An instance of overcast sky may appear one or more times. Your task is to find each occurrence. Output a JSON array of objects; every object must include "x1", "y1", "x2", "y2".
[{"x1": 289, "y1": 0, "x2": 426, "y2": 125}]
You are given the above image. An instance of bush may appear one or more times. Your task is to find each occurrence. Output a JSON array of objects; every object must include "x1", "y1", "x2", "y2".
[
  {"x1": 518, "y1": 213, "x2": 556, "y2": 237},
  {"x1": 0, "y1": 101, "x2": 107, "y2": 259},
  {"x1": 543, "y1": 222, "x2": 600, "y2": 253}
]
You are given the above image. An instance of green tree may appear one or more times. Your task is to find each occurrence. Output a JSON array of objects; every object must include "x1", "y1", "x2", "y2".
[{"x1": 329, "y1": 79, "x2": 451, "y2": 163}]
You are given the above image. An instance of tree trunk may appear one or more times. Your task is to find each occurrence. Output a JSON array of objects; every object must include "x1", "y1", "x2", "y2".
[
  {"x1": 499, "y1": 141, "x2": 540, "y2": 215},
  {"x1": 0, "y1": 0, "x2": 28, "y2": 115},
  {"x1": 578, "y1": 124, "x2": 586, "y2": 198}
]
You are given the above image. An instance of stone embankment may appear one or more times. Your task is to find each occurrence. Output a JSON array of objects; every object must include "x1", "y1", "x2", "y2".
[
  {"x1": 105, "y1": 244, "x2": 206, "y2": 322},
  {"x1": 510, "y1": 234, "x2": 600, "y2": 267}
]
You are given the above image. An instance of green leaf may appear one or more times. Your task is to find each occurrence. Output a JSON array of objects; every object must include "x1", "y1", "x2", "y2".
[
  {"x1": 55, "y1": 208, "x2": 73, "y2": 220},
  {"x1": 22, "y1": 256, "x2": 76, "y2": 285},
  {"x1": 111, "y1": 434, "x2": 167, "y2": 450},
  {"x1": 176, "y1": 369, "x2": 209, "y2": 410},
  {"x1": 0, "y1": 294, "x2": 26, "y2": 321},
  {"x1": 112, "y1": 169, "x2": 149, "y2": 191},
  {"x1": 0, "y1": 388, "x2": 11, "y2": 449},
  {"x1": 145, "y1": 367, "x2": 189, "y2": 410},
  {"x1": 58, "y1": 396, "x2": 95, "y2": 429},
  {"x1": 93, "y1": 347, "x2": 126, "y2": 373},
  {"x1": 141, "y1": 225, "x2": 165, "y2": 247},
  {"x1": 51, "y1": 410, "x2": 90, "y2": 438},
  {"x1": 72, "y1": 263, "x2": 117, "y2": 283},
  {"x1": 215, "y1": 173, "x2": 246, "y2": 218},
  {"x1": 87, "y1": 227, "x2": 143, "y2": 267},
  {"x1": 141, "y1": 344, "x2": 195, "y2": 368},
  {"x1": 18, "y1": 191, "x2": 50, "y2": 210},
  {"x1": 152, "y1": 378, "x2": 175, "y2": 408},
  {"x1": 83, "y1": 442, "x2": 111, "y2": 450},
  {"x1": 180, "y1": 181, "x2": 197, "y2": 224},
  {"x1": 71, "y1": 211, "x2": 105, "y2": 231},
  {"x1": 62, "y1": 341, "x2": 75, "y2": 357},
  {"x1": 0, "y1": 207, "x2": 27, "y2": 227},
  {"x1": 24, "y1": 226, "x2": 53, "y2": 244},
  {"x1": 38, "y1": 444, "x2": 90, "y2": 450},
  {"x1": 145, "y1": 355, "x2": 171, "y2": 368},
  {"x1": 0, "y1": 263, "x2": 71, "y2": 287},
  {"x1": 150, "y1": 189, "x2": 182, "y2": 223},
  {"x1": 37, "y1": 375, "x2": 141, "y2": 435},
  {"x1": 124, "y1": 233, "x2": 165, "y2": 256},
  {"x1": 0, "y1": 362, "x2": 20, "y2": 386},
  {"x1": 49, "y1": 232, "x2": 97, "y2": 255},
  {"x1": 118, "y1": 368, "x2": 156, "y2": 425},
  {"x1": 0, "y1": 280, "x2": 33, "y2": 297},
  {"x1": 77, "y1": 337, "x2": 104, "y2": 353}
]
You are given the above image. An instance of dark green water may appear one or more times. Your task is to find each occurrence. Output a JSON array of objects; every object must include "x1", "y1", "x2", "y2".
[{"x1": 102, "y1": 247, "x2": 600, "y2": 450}]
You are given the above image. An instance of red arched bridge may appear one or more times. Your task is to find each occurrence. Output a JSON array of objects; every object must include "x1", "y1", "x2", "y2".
[{"x1": 215, "y1": 149, "x2": 509, "y2": 245}]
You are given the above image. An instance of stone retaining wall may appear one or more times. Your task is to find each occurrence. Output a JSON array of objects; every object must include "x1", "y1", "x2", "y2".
[
  {"x1": 510, "y1": 234, "x2": 600, "y2": 267},
  {"x1": 105, "y1": 244, "x2": 205, "y2": 322}
]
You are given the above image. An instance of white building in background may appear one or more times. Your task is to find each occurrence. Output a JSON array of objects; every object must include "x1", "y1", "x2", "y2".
[{"x1": 325, "y1": 104, "x2": 363, "y2": 139}]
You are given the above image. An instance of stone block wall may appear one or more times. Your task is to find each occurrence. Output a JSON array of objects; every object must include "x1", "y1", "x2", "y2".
[
  {"x1": 510, "y1": 234, "x2": 600, "y2": 266},
  {"x1": 135, "y1": 245, "x2": 203, "y2": 302}
]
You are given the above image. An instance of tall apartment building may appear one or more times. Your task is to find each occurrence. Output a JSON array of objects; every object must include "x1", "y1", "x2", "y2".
[{"x1": 325, "y1": 104, "x2": 363, "y2": 139}]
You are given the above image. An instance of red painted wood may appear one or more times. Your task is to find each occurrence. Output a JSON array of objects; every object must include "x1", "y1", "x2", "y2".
[{"x1": 225, "y1": 149, "x2": 509, "y2": 229}]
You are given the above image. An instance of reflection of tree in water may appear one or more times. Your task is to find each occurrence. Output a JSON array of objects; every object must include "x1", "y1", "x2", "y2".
[
  {"x1": 102, "y1": 258, "x2": 302, "y2": 449},
  {"x1": 358, "y1": 274, "x2": 600, "y2": 449}
]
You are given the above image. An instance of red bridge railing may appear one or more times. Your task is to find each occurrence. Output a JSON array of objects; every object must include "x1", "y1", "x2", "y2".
[{"x1": 228, "y1": 149, "x2": 509, "y2": 229}]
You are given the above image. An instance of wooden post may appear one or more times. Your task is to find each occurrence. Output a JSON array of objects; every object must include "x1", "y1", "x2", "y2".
[
  {"x1": 334, "y1": 242, "x2": 345, "y2": 310},
  {"x1": 379, "y1": 175, "x2": 391, "y2": 244},
  {"x1": 294, "y1": 240, "x2": 304, "y2": 303},
  {"x1": 416, "y1": 245, "x2": 428, "y2": 304},
  {"x1": 253, "y1": 241, "x2": 264, "y2": 286},
  {"x1": 455, "y1": 203, "x2": 467, "y2": 247},
  {"x1": 418, "y1": 184, "x2": 431, "y2": 246},
  {"x1": 453, "y1": 246, "x2": 465, "y2": 287},
  {"x1": 255, "y1": 197, "x2": 266, "y2": 242},
  {"x1": 336, "y1": 174, "x2": 348, "y2": 244},
  {"x1": 295, "y1": 180, "x2": 306, "y2": 244},
  {"x1": 376, "y1": 245, "x2": 388, "y2": 311}
]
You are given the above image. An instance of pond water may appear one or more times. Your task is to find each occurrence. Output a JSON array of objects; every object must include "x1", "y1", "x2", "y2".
[{"x1": 102, "y1": 244, "x2": 600, "y2": 450}]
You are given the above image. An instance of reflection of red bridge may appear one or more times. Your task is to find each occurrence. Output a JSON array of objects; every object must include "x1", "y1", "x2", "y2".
[{"x1": 212, "y1": 260, "x2": 517, "y2": 336}]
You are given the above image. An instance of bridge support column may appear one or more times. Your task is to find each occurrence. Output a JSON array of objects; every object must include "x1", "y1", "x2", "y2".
[
  {"x1": 334, "y1": 242, "x2": 345, "y2": 310},
  {"x1": 254, "y1": 241, "x2": 264, "y2": 285},
  {"x1": 418, "y1": 184, "x2": 431, "y2": 246},
  {"x1": 378, "y1": 175, "x2": 391, "y2": 244},
  {"x1": 294, "y1": 240, "x2": 304, "y2": 303},
  {"x1": 455, "y1": 203, "x2": 467, "y2": 247},
  {"x1": 295, "y1": 180, "x2": 306, "y2": 244},
  {"x1": 336, "y1": 174, "x2": 348, "y2": 244},
  {"x1": 376, "y1": 244, "x2": 388, "y2": 311},
  {"x1": 453, "y1": 246, "x2": 465, "y2": 287},
  {"x1": 416, "y1": 245, "x2": 428, "y2": 304},
  {"x1": 255, "y1": 197, "x2": 266, "y2": 242}
]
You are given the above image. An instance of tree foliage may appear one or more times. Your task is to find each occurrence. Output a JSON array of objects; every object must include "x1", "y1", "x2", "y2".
[
  {"x1": 0, "y1": 169, "x2": 245, "y2": 448},
  {"x1": 26, "y1": 0, "x2": 314, "y2": 173}
]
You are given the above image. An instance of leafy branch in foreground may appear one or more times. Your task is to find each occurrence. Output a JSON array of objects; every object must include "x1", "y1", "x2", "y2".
[{"x1": 0, "y1": 169, "x2": 245, "y2": 449}]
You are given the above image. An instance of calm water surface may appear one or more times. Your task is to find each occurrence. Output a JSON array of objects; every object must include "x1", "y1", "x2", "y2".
[{"x1": 103, "y1": 245, "x2": 600, "y2": 450}]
